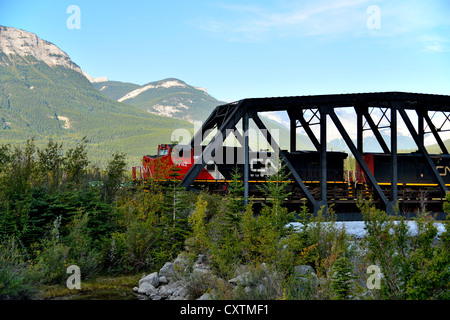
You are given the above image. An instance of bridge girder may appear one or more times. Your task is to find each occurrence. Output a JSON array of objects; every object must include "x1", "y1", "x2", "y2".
[{"x1": 179, "y1": 92, "x2": 450, "y2": 214}]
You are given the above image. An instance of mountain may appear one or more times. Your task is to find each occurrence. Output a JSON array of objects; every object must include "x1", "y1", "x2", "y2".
[
  {"x1": 259, "y1": 109, "x2": 424, "y2": 153},
  {"x1": 0, "y1": 26, "x2": 192, "y2": 167},
  {"x1": 94, "y1": 78, "x2": 319, "y2": 150},
  {"x1": 93, "y1": 78, "x2": 225, "y2": 123}
]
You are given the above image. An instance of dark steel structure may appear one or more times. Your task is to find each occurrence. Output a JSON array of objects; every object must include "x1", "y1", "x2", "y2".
[{"x1": 179, "y1": 92, "x2": 450, "y2": 214}]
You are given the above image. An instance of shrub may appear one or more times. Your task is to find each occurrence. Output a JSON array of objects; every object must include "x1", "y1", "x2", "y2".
[
  {"x1": 29, "y1": 216, "x2": 70, "y2": 285},
  {"x1": 0, "y1": 236, "x2": 36, "y2": 299},
  {"x1": 359, "y1": 198, "x2": 449, "y2": 300},
  {"x1": 230, "y1": 264, "x2": 284, "y2": 300}
]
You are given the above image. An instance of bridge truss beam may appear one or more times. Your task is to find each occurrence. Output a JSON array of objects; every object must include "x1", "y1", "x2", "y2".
[{"x1": 179, "y1": 92, "x2": 450, "y2": 214}]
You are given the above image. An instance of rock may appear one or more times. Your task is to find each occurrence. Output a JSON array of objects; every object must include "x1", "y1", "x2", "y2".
[
  {"x1": 175, "y1": 286, "x2": 189, "y2": 299},
  {"x1": 159, "y1": 285, "x2": 175, "y2": 298},
  {"x1": 228, "y1": 271, "x2": 251, "y2": 285},
  {"x1": 294, "y1": 265, "x2": 315, "y2": 277},
  {"x1": 196, "y1": 254, "x2": 207, "y2": 264},
  {"x1": 149, "y1": 294, "x2": 162, "y2": 300},
  {"x1": 139, "y1": 272, "x2": 159, "y2": 288},
  {"x1": 137, "y1": 282, "x2": 157, "y2": 296},
  {"x1": 0, "y1": 26, "x2": 84, "y2": 73},
  {"x1": 174, "y1": 252, "x2": 189, "y2": 271},
  {"x1": 159, "y1": 280, "x2": 185, "y2": 299},
  {"x1": 292, "y1": 265, "x2": 319, "y2": 291},
  {"x1": 197, "y1": 292, "x2": 213, "y2": 300},
  {"x1": 159, "y1": 276, "x2": 169, "y2": 285},
  {"x1": 159, "y1": 262, "x2": 175, "y2": 280},
  {"x1": 193, "y1": 263, "x2": 211, "y2": 275}
]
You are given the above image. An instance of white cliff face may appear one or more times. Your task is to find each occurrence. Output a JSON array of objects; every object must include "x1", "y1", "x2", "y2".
[
  {"x1": 0, "y1": 26, "x2": 83, "y2": 73},
  {"x1": 118, "y1": 80, "x2": 187, "y2": 102}
]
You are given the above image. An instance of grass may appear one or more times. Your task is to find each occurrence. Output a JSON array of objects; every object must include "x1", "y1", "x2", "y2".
[{"x1": 35, "y1": 273, "x2": 143, "y2": 300}]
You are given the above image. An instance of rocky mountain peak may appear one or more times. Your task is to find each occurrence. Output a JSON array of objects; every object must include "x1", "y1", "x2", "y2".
[{"x1": 0, "y1": 25, "x2": 82, "y2": 73}]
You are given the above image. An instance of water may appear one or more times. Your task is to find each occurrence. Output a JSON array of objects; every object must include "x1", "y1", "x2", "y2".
[{"x1": 52, "y1": 288, "x2": 138, "y2": 300}]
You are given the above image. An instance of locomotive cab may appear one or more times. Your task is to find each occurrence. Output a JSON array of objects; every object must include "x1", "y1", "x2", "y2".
[
  {"x1": 156, "y1": 144, "x2": 174, "y2": 157},
  {"x1": 132, "y1": 144, "x2": 176, "y2": 180}
]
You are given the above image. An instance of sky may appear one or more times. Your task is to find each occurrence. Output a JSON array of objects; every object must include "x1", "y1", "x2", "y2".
[{"x1": 1, "y1": 0, "x2": 449, "y2": 102}]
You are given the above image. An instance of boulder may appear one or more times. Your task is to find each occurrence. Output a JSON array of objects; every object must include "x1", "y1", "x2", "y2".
[
  {"x1": 159, "y1": 280, "x2": 186, "y2": 299},
  {"x1": 174, "y1": 286, "x2": 189, "y2": 299},
  {"x1": 139, "y1": 271, "x2": 159, "y2": 288},
  {"x1": 294, "y1": 265, "x2": 315, "y2": 277},
  {"x1": 193, "y1": 262, "x2": 211, "y2": 275},
  {"x1": 137, "y1": 282, "x2": 157, "y2": 296},
  {"x1": 228, "y1": 272, "x2": 251, "y2": 285},
  {"x1": 159, "y1": 276, "x2": 169, "y2": 285},
  {"x1": 149, "y1": 294, "x2": 162, "y2": 300},
  {"x1": 292, "y1": 265, "x2": 318, "y2": 290},
  {"x1": 197, "y1": 292, "x2": 213, "y2": 300},
  {"x1": 159, "y1": 262, "x2": 175, "y2": 280}
]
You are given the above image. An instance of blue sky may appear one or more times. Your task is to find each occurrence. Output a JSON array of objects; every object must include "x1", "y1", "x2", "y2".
[{"x1": 1, "y1": 0, "x2": 449, "y2": 102}]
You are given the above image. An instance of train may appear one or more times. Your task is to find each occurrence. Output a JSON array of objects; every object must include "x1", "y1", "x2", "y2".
[{"x1": 132, "y1": 143, "x2": 450, "y2": 211}]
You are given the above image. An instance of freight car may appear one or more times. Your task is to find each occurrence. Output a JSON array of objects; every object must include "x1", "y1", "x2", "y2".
[{"x1": 355, "y1": 152, "x2": 450, "y2": 202}]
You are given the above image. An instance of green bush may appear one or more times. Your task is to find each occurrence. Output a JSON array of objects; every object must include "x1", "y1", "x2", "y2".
[
  {"x1": 359, "y1": 199, "x2": 449, "y2": 300},
  {"x1": 0, "y1": 236, "x2": 36, "y2": 299}
]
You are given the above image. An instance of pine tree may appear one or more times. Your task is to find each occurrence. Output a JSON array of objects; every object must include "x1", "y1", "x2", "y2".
[
  {"x1": 102, "y1": 152, "x2": 126, "y2": 202},
  {"x1": 37, "y1": 139, "x2": 64, "y2": 190},
  {"x1": 224, "y1": 168, "x2": 245, "y2": 231},
  {"x1": 188, "y1": 195, "x2": 209, "y2": 256},
  {"x1": 65, "y1": 137, "x2": 89, "y2": 188},
  {"x1": 258, "y1": 158, "x2": 292, "y2": 220},
  {"x1": 163, "y1": 164, "x2": 187, "y2": 225},
  {"x1": 258, "y1": 158, "x2": 294, "y2": 231},
  {"x1": 159, "y1": 164, "x2": 190, "y2": 257},
  {"x1": 330, "y1": 255, "x2": 356, "y2": 300}
]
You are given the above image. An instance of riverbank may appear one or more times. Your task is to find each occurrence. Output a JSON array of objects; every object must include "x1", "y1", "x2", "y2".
[{"x1": 36, "y1": 274, "x2": 142, "y2": 300}]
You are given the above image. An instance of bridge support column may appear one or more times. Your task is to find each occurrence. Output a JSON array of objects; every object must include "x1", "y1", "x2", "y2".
[
  {"x1": 319, "y1": 107, "x2": 328, "y2": 209},
  {"x1": 390, "y1": 105, "x2": 398, "y2": 214},
  {"x1": 243, "y1": 111, "x2": 249, "y2": 205}
]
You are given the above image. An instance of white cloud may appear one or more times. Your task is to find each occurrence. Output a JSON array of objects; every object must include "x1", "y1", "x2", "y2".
[
  {"x1": 202, "y1": 0, "x2": 372, "y2": 41},
  {"x1": 420, "y1": 35, "x2": 450, "y2": 53},
  {"x1": 200, "y1": 0, "x2": 450, "y2": 45},
  {"x1": 261, "y1": 111, "x2": 290, "y2": 127}
]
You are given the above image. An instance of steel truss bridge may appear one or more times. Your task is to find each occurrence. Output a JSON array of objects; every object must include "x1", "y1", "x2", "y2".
[{"x1": 179, "y1": 92, "x2": 450, "y2": 214}]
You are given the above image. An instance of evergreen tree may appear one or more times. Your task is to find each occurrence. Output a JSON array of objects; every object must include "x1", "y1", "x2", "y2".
[
  {"x1": 258, "y1": 158, "x2": 292, "y2": 222},
  {"x1": 330, "y1": 255, "x2": 356, "y2": 299},
  {"x1": 65, "y1": 137, "x2": 89, "y2": 187},
  {"x1": 207, "y1": 169, "x2": 246, "y2": 278},
  {"x1": 188, "y1": 195, "x2": 209, "y2": 256},
  {"x1": 0, "y1": 144, "x2": 11, "y2": 174},
  {"x1": 158, "y1": 164, "x2": 190, "y2": 259},
  {"x1": 102, "y1": 152, "x2": 126, "y2": 202},
  {"x1": 37, "y1": 139, "x2": 64, "y2": 190},
  {"x1": 162, "y1": 164, "x2": 188, "y2": 225}
]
